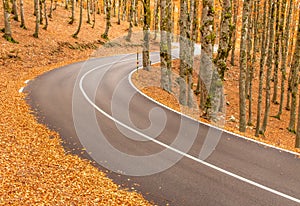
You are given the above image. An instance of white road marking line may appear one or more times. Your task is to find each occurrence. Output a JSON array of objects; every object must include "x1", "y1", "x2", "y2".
[
  {"x1": 24, "y1": 79, "x2": 30, "y2": 84},
  {"x1": 128, "y1": 69, "x2": 300, "y2": 157},
  {"x1": 19, "y1": 87, "x2": 24, "y2": 93},
  {"x1": 79, "y1": 55, "x2": 300, "y2": 204}
]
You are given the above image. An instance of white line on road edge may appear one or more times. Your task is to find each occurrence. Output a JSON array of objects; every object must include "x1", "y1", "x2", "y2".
[
  {"x1": 19, "y1": 87, "x2": 24, "y2": 93},
  {"x1": 80, "y1": 55, "x2": 300, "y2": 204},
  {"x1": 128, "y1": 68, "x2": 300, "y2": 157}
]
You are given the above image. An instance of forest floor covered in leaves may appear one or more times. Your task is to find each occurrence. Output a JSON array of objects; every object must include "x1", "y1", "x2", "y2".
[
  {"x1": 1, "y1": 0, "x2": 299, "y2": 204},
  {"x1": 0, "y1": 1, "x2": 152, "y2": 205},
  {"x1": 132, "y1": 58, "x2": 300, "y2": 154}
]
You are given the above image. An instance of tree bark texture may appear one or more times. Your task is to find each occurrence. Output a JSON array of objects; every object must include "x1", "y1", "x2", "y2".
[
  {"x1": 142, "y1": 0, "x2": 151, "y2": 71},
  {"x1": 239, "y1": 0, "x2": 250, "y2": 132}
]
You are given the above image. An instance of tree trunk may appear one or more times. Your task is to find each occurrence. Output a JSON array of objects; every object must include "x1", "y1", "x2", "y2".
[
  {"x1": 198, "y1": 0, "x2": 215, "y2": 117},
  {"x1": 276, "y1": 0, "x2": 289, "y2": 118},
  {"x1": 178, "y1": 0, "x2": 189, "y2": 106},
  {"x1": 261, "y1": 1, "x2": 276, "y2": 134},
  {"x1": 133, "y1": 0, "x2": 138, "y2": 26},
  {"x1": 117, "y1": 0, "x2": 121, "y2": 24},
  {"x1": 153, "y1": 0, "x2": 159, "y2": 40},
  {"x1": 248, "y1": 0, "x2": 260, "y2": 126},
  {"x1": 214, "y1": 0, "x2": 233, "y2": 81},
  {"x1": 33, "y1": 0, "x2": 40, "y2": 38},
  {"x1": 12, "y1": 0, "x2": 18, "y2": 21},
  {"x1": 87, "y1": 0, "x2": 91, "y2": 24},
  {"x1": 288, "y1": 9, "x2": 300, "y2": 133},
  {"x1": 20, "y1": 0, "x2": 27, "y2": 29},
  {"x1": 72, "y1": 0, "x2": 83, "y2": 38},
  {"x1": 271, "y1": 0, "x2": 281, "y2": 104},
  {"x1": 40, "y1": 0, "x2": 43, "y2": 24},
  {"x1": 65, "y1": 0, "x2": 68, "y2": 9},
  {"x1": 43, "y1": 0, "x2": 48, "y2": 30},
  {"x1": 112, "y1": 0, "x2": 116, "y2": 17},
  {"x1": 122, "y1": 0, "x2": 126, "y2": 21},
  {"x1": 296, "y1": 12, "x2": 300, "y2": 147},
  {"x1": 255, "y1": 0, "x2": 268, "y2": 136},
  {"x1": 285, "y1": 0, "x2": 294, "y2": 112},
  {"x1": 245, "y1": 0, "x2": 253, "y2": 100},
  {"x1": 239, "y1": 0, "x2": 250, "y2": 132},
  {"x1": 186, "y1": 0, "x2": 194, "y2": 108},
  {"x1": 69, "y1": 0, "x2": 75, "y2": 24},
  {"x1": 192, "y1": 0, "x2": 199, "y2": 43},
  {"x1": 160, "y1": 0, "x2": 171, "y2": 92},
  {"x1": 48, "y1": 0, "x2": 53, "y2": 18},
  {"x1": 230, "y1": 0, "x2": 239, "y2": 65},
  {"x1": 142, "y1": 0, "x2": 151, "y2": 71},
  {"x1": 125, "y1": 0, "x2": 134, "y2": 41},
  {"x1": 3, "y1": 0, "x2": 16, "y2": 42},
  {"x1": 102, "y1": 0, "x2": 111, "y2": 39},
  {"x1": 92, "y1": 0, "x2": 96, "y2": 28},
  {"x1": 296, "y1": 90, "x2": 300, "y2": 148},
  {"x1": 167, "y1": 1, "x2": 173, "y2": 89}
]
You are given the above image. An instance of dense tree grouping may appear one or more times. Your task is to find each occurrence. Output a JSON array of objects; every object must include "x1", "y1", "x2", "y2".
[{"x1": 2, "y1": 0, "x2": 300, "y2": 148}]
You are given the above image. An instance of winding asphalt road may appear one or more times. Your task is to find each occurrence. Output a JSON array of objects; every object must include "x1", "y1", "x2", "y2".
[{"x1": 25, "y1": 53, "x2": 300, "y2": 206}]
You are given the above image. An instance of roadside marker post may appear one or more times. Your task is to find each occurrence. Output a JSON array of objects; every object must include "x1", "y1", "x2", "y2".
[{"x1": 136, "y1": 50, "x2": 139, "y2": 73}]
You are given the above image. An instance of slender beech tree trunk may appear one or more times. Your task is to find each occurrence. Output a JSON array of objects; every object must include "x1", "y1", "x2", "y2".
[
  {"x1": 3, "y1": 0, "x2": 16, "y2": 42},
  {"x1": 43, "y1": 0, "x2": 48, "y2": 30},
  {"x1": 288, "y1": 9, "x2": 300, "y2": 133},
  {"x1": 102, "y1": 0, "x2": 111, "y2": 39},
  {"x1": 248, "y1": 0, "x2": 259, "y2": 126},
  {"x1": 87, "y1": 0, "x2": 91, "y2": 24},
  {"x1": 153, "y1": 0, "x2": 159, "y2": 40},
  {"x1": 112, "y1": 0, "x2": 116, "y2": 17},
  {"x1": 214, "y1": 0, "x2": 233, "y2": 81},
  {"x1": 48, "y1": 0, "x2": 53, "y2": 18},
  {"x1": 245, "y1": 1, "x2": 253, "y2": 100},
  {"x1": 230, "y1": 0, "x2": 239, "y2": 65},
  {"x1": 72, "y1": 0, "x2": 83, "y2": 38},
  {"x1": 261, "y1": 1, "x2": 276, "y2": 134},
  {"x1": 186, "y1": 0, "x2": 194, "y2": 108},
  {"x1": 272, "y1": 0, "x2": 281, "y2": 104},
  {"x1": 296, "y1": 89, "x2": 300, "y2": 148},
  {"x1": 117, "y1": 0, "x2": 121, "y2": 24},
  {"x1": 40, "y1": 0, "x2": 43, "y2": 24},
  {"x1": 34, "y1": 0, "x2": 37, "y2": 15},
  {"x1": 255, "y1": 0, "x2": 268, "y2": 136},
  {"x1": 142, "y1": 0, "x2": 151, "y2": 71},
  {"x1": 103, "y1": 0, "x2": 107, "y2": 15},
  {"x1": 197, "y1": 0, "x2": 215, "y2": 117},
  {"x1": 92, "y1": 0, "x2": 96, "y2": 28},
  {"x1": 192, "y1": 0, "x2": 199, "y2": 43},
  {"x1": 178, "y1": 0, "x2": 189, "y2": 106},
  {"x1": 125, "y1": 0, "x2": 134, "y2": 41},
  {"x1": 160, "y1": 0, "x2": 172, "y2": 92},
  {"x1": 122, "y1": 0, "x2": 126, "y2": 21},
  {"x1": 69, "y1": 0, "x2": 75, "y2": 24},
  {"x1": 53, "y1": 0, "x2": 57, "y2": 10},
  {"x1": 166, "y1": 1, "x2": 172, "y2": 90},
  {"x1": 33, "y1": 0, "x2": 40, "y2": 38},
  {"x1": 12, "y1": 0, "x2": 18, "y2": 21},
  {"x1": 285, "y1": 0, "x2": 294, "y2": 112},
  {"x1": 277, "y1": 0, "x2": 291, "y2": 117},
  {"x1": 20, "y1": 0, "x2": 26, "y2": 29},
  {"x1": 211, "y1": 0, "x2": 232, "y2": 119},
  {"x1": 239, "y1": 0, "x2": 251, "y2": 132},
  {"x1": 133, "y1": 0, "x2": 138, "y2": 26},
  {"x1": 65, "y1": 0, "x2": 68, "y2": 9},
  {"x1": 296, "y1": 10, "x2": 300, "y2": 147}
]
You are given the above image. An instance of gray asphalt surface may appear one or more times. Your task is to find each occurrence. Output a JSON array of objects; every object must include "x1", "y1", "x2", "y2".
[{"x1": 25, "y1": 53, "x2": 300, "y2": 206}]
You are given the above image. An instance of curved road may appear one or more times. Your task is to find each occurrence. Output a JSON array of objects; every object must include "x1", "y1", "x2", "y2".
[{"x1": 25, "y1": 53, "x2": 300, "y2": 206}]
